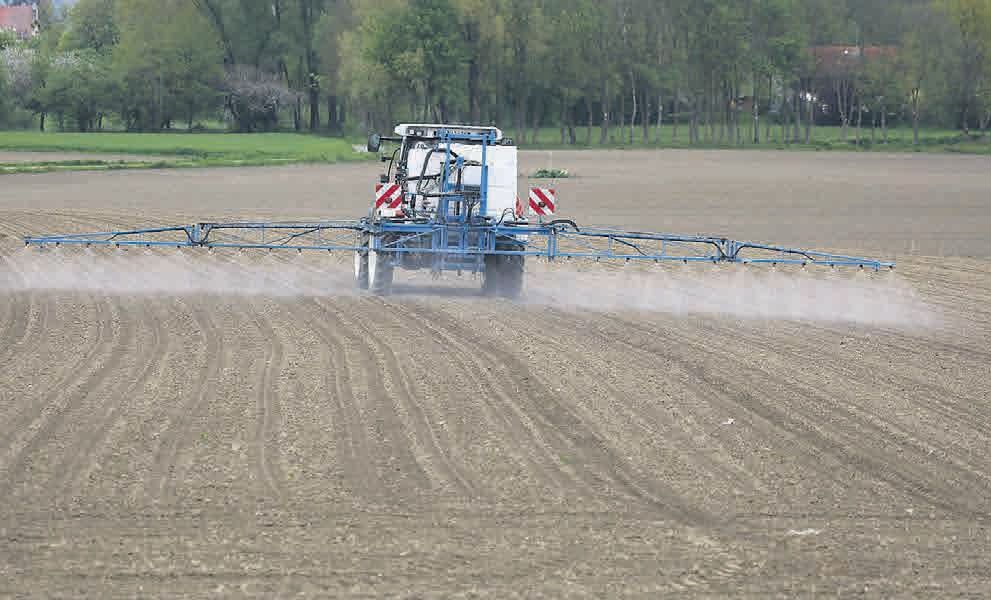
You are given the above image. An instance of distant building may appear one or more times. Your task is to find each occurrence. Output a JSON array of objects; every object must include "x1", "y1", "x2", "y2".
[
  {"x1": 0, "y1": 3, "x2": 39, "y2": 39},
  {"x1": 807, "y1": 45, "x2": 898, "y2": 124},
  {"x1": 811, "y1": 45, "x2": 897, "y2": 78}
]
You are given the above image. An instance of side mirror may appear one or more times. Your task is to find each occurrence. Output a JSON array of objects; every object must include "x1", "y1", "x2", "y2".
[
  {"x1": 379, "y1": 173, "x2": 389, "y2": 183},
  {"x1": 367, "y1": 133, "x2": 381, "y2": 153}
]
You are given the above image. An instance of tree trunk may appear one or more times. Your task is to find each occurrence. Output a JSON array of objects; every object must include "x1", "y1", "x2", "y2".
[
  {"x1": 308, "y1": 79, "x2": 319, "y2": 131},
  {"x1": 718, "y1": 89, "x2": 725, "y2": 143},
  {"x1": 39, "y1": 112, "x2": 45, "y2": 132},
  {"x1": 618, "y1": 91, "x2": 625, "y2": 144},
  {"x1": 692, "y1": 96, "x2": 701, "y2": 144},
  {"x1": 792, "y1": 82, "x2": 801, "y2": 143},
  {"x1": 599, "y1": 80, "x2": 610, "y2": 145},
  {"x1": 467, "y1": 32, "x2": 481, "y2": 124},
  {"x1": 765, "y1": 74, "x2": 772, "y2": 142},
  {"x1": 566, "y1": 101, "x2": 576, "y2": 144},
  {"x1": 529, "y1": 99, "x2": 541, "y2": 145},
  {"x1": 641, "y1": 92, "x2": 650, "y2": 145},
  {"x1": 733, "y1": 86, "x2": 740, "y2": 144},
  {"x1": 779, "y1": 94, "x2": 786, "y2": 144},
  {"x1": 753, "y1": 73, "x2": 760, "y2": 144},
  {"x1": 672, "y1": 91, "x2": 679, "y2": 142},
  {"x1": 881, "y1": 101, "x2": 888, "y2": 143},
  {"x1": 585, "y1": 97, "x2": 593, "y2": 145},
  {"x1": 836, "y1": 79, "x2": 849, "y2": 141},
  {"x1": 629, "y1": 77, "x2": 637, "y2": 145},
  {"x1": 655, "y1": 92, "x2": 663, "y2": 144},
  {"x1": 911, "y1": 89, "x2": 921, "y2": 145},
  {"x1": 855, "y1": 97, "x2": 863, "y2": 145},
  {"x1": 515, "y1": 92, "x2": 526, "y2": 145},
  {"x1": 690, "y1": 101, "x2": 696, "y2": 144},
  {"x1": 327, "y1": 95, "x2": 337, "y2": 131},
  {"x1": 705, "y1": 88, "x2": 713, "y2": 142}
]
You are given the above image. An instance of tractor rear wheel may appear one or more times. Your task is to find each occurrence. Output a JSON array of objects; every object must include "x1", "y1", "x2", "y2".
[
  {"x1": 354, "y1": 234, "x2": 369, "y2": 290},
  {"x1": 483, "y1": 246, "x2": 524, "y2": 299},
  {"x1": 368, "y1": 237, "x2": 394, "y2": 295}
]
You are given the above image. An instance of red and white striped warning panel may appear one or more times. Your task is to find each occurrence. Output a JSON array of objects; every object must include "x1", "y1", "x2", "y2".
[
  {"x1": 375, "y1": 183, "x2": 403, "y2": 209},
  {"x1": 528, "y1": 187, "x2": 557, "y2": 216},
  {"x1": 374, "y1": 183, "x2": 404, "y2": 217}
]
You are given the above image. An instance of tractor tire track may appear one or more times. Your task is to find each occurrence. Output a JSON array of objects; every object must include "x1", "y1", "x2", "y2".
[
  {"x1": 599, "y1": 312, "x2": 990, "y2": 517},
  {"x1": 653, "y1": 316, "x2": 991, "y2": 478},
  {"x1": 295, "y1": 298, "x2": 382, "y2": 501},
  {"x1": 390, "y1": 299, "x2": 707, "y2": 520},
  {"x1": 247, "y1": 300, "x2": 288, "y2": 502},
  {"x1": 0, "y1": 292, "x2": 36, "y2": 374},
  {"x1": 0, "y1": 255, "x2": 41, "y2": 369},
  {"x1": 0, "y1": 292, "x2": 128, "y2": 503},
  {"x1": 376, "y1": 298, "x2": 589, "y2": 500},
  {"x1": 149, "y1": 297, "x2": 223, "y2": 505},
  {"x1": 313, "y1": 298, "x2": 431, "y2": 498},
  {"x1": 49, "y1": 297, "x2": 172, "y2": 501},
  {"x1": 422, "y1": 303, "x2": 712, "y2": 522},
  {"x1": 539, "y1": 307, "x2": 871, "y2": 501},
  {"x1": 0, "y1": 292, "x2": 109, "y2": 468},
  {"x1": 494, "y1": 305, "x2": 765, "y2": 500},
  {"x1": 703, "y1": 319, "x2": 991, "y2": 495},
  {"x1": 745, "y1": 321, "x2": 991, "y2": 440},
  {"x1": 339, "y1": 300, "x2": 477, "y2": 498}
]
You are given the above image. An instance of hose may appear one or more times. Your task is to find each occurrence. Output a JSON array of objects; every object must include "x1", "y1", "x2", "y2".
[{"x1": 546, "y1": 219, "x2": 580, "y2": 232}]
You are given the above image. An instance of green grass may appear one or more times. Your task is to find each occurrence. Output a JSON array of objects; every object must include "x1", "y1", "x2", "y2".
[
  {"x1": 0, "y1": 125, "x2": 987, "y2": 176},
  {"x1": 519, "y1": 123, "x2": 991, "y2": 153},
  {"x1": 532, "y1": 168, "x2": 570, "y2": 178},
  {"x1": 0, "y1": 131, "x2": 369, "y2": 172},
  {"x1": 0, "y1": 158, "x2": 198, "y2": 174}
]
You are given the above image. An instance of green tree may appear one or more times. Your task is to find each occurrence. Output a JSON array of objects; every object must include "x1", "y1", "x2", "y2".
[
  {"x1": 112, "y1": 0, "x2": 224, "y2": 130},
  {"x1": 58, "y1": 0, "x2": 118, "y2": 53},
  {"x1": 0, "y1": 58, "x2": 10, "y2": 126},
  {"x1": 936, "y1": 0, "x2": 991, "y2": 132},
  {"x1": 361, "y1": 0, "x2": 466, "y2": 122},
  {"x1": 0, "y1": 28, "x2": 17, "y2": 51},
  {"x1": 38, "y1": 50, "x2": 114, "y2": 130}
]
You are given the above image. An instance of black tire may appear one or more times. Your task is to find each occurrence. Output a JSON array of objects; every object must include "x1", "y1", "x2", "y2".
[
  {"x1": 500, "y1": 253, "x2": 524, "y2": 298},
  {"x1": 354, "y1": 234, "x2": 369, "y2": 290},
  {"x1": 482, "y1": 254, "x2": 501, "y2": 295},
  {"x1": 368, "y1": 240, "x2": 394, "y2": 295},
  {"x1": 483, "y1": 243, "x2": 524, "y2": 299}
]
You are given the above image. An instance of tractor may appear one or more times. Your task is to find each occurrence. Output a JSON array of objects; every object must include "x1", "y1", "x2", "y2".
[{"x1": 23, "y1": 123, "x2": 894, "y2": 295}]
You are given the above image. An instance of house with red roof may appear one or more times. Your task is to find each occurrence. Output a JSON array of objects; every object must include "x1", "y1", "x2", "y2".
[
  {"x1": 0, "y1": 3, "x2": 39, "y2": 39},
  {"x1": 807, "y1": 45, "x2": 898, "y2": 125}
]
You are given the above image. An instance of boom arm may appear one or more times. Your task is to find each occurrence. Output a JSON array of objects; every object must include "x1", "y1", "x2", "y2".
[{"x1": 24, "y1": 220, "x2": 894, "y2": 270}]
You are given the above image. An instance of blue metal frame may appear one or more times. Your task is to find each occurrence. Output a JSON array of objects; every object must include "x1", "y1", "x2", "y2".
[
  {"x1": 23, "y1": 220, "x2": 895, "y2": 270},
  {"x1": 21, "y1": 130, "x2": 894, "y2": 271}
]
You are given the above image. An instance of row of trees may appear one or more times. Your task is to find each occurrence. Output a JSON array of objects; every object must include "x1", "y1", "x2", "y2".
[{"x1": 1, "y1": 0, "x2": 990, "y2": 142}]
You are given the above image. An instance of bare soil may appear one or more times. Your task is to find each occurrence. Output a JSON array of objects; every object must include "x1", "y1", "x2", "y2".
[{"x1": 1, "y1": 150, "x2": 989, "y2": 597}]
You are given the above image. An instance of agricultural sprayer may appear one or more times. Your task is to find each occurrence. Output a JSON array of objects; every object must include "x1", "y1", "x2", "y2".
[{"x1": 23, "y1": 124, "x2": 894, "y2": 295}]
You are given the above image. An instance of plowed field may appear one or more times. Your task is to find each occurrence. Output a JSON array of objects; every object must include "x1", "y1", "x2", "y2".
[{"x1": 1, "y1": 150, "x2": 989, "y2": 597}]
